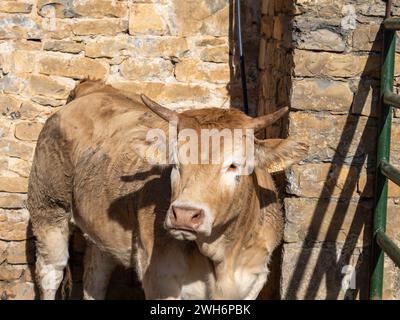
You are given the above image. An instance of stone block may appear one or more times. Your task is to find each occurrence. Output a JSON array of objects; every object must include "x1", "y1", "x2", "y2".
[
  {"x1": 291, "y1": 79, "x2": 353, "y2": 112},
  {"x1": 27, "y1": 75, "x2": 75, "y2": 100},
  {"x1": 284, "y1": 198, "x2": 372, "y2": 246},
  {"x1": 0, "y1": 15, "x2": 41, "y2": 40},
  {"x1": 289, "y1": 112, "x2": 376, "y2": 165},
  {"x1": 6, "y1": 240, "x2": 35, "y2": 264},
  {"x1": 0, "y1": 209, "x2": 31, "y2": 241},
  {"x1": 0, "y1": 281, "x2": 35, "y2": 300},
  {"x1": 14, "y1": 122, "x2": 43, "y2": 141},
  {"x1": 287, "y1": 164, "x2": 371, "y2": 199},
  {"x1": 0, "y1": 177, "x2": 28, "y2": 193},
  {"x1": 0, "y1": 193, "x2": 27, "y2": 209},
  {"x1": 200, "y1": 45, "x2": 229, "y2": 63},
  {"x1": 0, "y1": 265, "x2": 24, "y2": 281},
  {"x1": 38, "y1": 53, "x2": 109, "y2": 80},
  {"x1": 294, "y1": 50, "x2": 380, "y2": 78},
  {"x1": 0, "y1": 139, "x2": 34, "y2": 161},
  {"x1": 0, "y1": 2, "x2": 33, "y2": 14},
  {"x1": 73, "y1": 0, "x2": 128, "y2": 18},
  {"x1": 71, "y1": 19, "x2": 128, "y2": 36},
  {"x1": 129, "y1": 4, "x2": 168, "y2": 35},
  {"x1": 120, "y1": 57, "x2": 173, "y2": 81},
  {"x1": 175, "y1": 59, "x2": 230, "y2": 83},
  {"x1": 281, "y1": 243, "x2": 370, "y2": 300},
  {"x1": 43, "y1": 40, "x2": 84, "y2": 54},
  {"x1": 297, "y1": 29, "x2": 345, "y2": 52}
]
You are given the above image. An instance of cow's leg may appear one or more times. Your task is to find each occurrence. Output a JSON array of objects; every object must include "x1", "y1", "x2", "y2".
[
  {"x1": 142, "y1": 244, "x2": 186, "y2": 300},
  {"x1": 34, "y1": 217, "x2": 70, "y2": 300},
  {"x1": 83, "y1": 243, "x2": 116, "y2": 300}
]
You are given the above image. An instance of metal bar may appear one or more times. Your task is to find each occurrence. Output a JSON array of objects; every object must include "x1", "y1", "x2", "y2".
[
  {"x1": 376, "y1": 230, "x2": 400, "y2": 267},
  {"x1": 384, "y1": 91, "x2": 400, "y2": 109},
  {"x1": 386, "y1": 0, "x2": 393, "y2": 18},
  {"x1": 370, "y1": 23, "x2": 396, "y2": 300},
  {"x1": 380, "y1": 160, "x2": 400, "y2": 186},
  {"x1": 235, "y1": 0, "x2": 249, "y2": 115},
  {"x1": 384, "y1": 17, "x2": 400, "y2": 30}
]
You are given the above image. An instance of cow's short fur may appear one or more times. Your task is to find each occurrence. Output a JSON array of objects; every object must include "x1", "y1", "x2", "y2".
[{"x1": 28, "y1": 80, "x2": 308, "y2": 300}]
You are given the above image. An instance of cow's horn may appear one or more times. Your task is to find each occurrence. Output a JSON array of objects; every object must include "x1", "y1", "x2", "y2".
[
  {"x1": 249, "y1": 107, "x2": 289, "y2": 131},
  {"x1": 140, "y1": 94, "x2": 179, "y2": 123}
]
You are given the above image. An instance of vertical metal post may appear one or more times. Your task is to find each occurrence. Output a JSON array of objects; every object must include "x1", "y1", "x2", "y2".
[
  {"x1": 370, "y1": 24, "x2": 396, "y2": 300},
  {"x1": 236, "y1": 0, "x2": 249, "y2": 115}
]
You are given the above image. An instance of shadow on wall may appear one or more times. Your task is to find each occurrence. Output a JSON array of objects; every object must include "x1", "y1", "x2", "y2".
[
  {"x1": 228, "y1": 0, "x2": 262, "y2": 117},
  {"x1": 283, "y1": 27, "x2": 383, "y2": 299},
  {"x1": 253, "y1": 0, "x2": 295, "y2": 300},
  {"x1": 249, "y1": 0, "x2": 385, "y2": 300}
]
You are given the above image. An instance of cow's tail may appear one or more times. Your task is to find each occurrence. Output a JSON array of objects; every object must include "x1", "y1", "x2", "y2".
[
  {"x1": 61, "y1": 229, "x2": 75, "y2": 300},
  {"x1": 61, "y1": 261, "x2": 73, "y2": 300}
]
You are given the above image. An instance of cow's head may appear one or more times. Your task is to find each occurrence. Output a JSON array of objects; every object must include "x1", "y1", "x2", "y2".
[{"x1": 140, "y1": 95, "x2": 308, "y2": 241}]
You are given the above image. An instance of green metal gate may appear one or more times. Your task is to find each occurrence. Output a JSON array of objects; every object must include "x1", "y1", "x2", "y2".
[{"x1": 370, "y1": 1, "x2": 400, "y2": 300}]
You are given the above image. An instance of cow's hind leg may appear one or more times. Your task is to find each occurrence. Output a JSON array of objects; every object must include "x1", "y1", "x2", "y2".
[
  {"x1": 34, "y1": 215, "x2": 70, "y2": 300},
  {"x1": 27, "y1": 113, "x2": 74, "y2": 299},
  {"x1": 83, "y1": 243, "x2": 116, "y2": 300}
]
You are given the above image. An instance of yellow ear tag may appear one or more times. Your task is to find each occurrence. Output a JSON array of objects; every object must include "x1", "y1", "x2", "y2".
[
  {"x1": 144, "y1": 148, "x2": 158, "y2": 164},
  {"x1": 144, "y1": 145, "x2": 155, "y2": 164},
  {"x1": 266, "y1": 159, "x2": 286, "y2": 173}
]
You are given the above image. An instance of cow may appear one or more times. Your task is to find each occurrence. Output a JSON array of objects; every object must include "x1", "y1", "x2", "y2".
[{"x1": 27, "y1": 80, "x2": 308, "y2": 300}]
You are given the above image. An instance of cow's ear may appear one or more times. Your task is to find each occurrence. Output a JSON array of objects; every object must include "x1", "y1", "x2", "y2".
[{"x1": 255, "y1": 138, "x2": 309, "y2": 173}]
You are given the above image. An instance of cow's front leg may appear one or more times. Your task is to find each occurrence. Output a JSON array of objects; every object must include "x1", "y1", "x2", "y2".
[
  {"x1": 243, "y1": 272, "x2": 268, "y2": 300},
  {"x1": 142, "y1": 268, "x2": 183, "y2": 300},
  {"x1": 141, "y1": 245, "x2": 187, "y2": 300},
  {"x1": 83, "y1": 243, "x2": 116, "y2": 300}
]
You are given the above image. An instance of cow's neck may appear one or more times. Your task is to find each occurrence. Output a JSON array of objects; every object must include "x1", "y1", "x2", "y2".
[
  {"x1": 198, "y1": 190, "x2": 260, "y2": 261},
  {"x1": 196, "y1": 171, "x2": 279, "y2": 299}
]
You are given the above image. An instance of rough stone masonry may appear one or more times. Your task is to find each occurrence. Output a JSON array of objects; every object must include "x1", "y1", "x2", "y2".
[
  {"x1": 258, "y1": 0, "x2": 400, "y2": 299},
  {"x1": 0, "y1": 0, "x2": 399, "y2": 300}
]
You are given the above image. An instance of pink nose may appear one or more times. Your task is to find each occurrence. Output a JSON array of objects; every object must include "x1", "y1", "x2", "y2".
[{"x1": 170, "y1": 206, "x2": 205, "y2": 230}]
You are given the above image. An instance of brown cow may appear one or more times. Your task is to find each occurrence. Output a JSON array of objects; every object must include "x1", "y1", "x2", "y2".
[{"x1": 27, "y1": 80, "x2": 308, "y2": 300}]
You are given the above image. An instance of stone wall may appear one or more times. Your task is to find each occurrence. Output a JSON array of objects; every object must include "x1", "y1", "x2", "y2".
[
  {"x1": 2, "y1": 0, "x2": 400, "y2": 301},
  {"x1": 258, "y1": 0, "x2": 400, "y2": 299},
  {"x1": 0, "y1": 0, "x2": 260, "y2": 299}
]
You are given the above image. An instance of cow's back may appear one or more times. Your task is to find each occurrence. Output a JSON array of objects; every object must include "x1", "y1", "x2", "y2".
[{"x1": 31, "y1": 81, "x2": 173, "y2": 267}]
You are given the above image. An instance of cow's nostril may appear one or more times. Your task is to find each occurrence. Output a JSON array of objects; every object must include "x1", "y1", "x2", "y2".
[
  {"x1": 169, "y1": 206, "x2": 204, "y2": 230},
  {"x1": 191, "y1": 210, "x2": 204, "y2": 225},
  {"x1": 171, "y1": 206, "x2": 178, "y2": 221}
]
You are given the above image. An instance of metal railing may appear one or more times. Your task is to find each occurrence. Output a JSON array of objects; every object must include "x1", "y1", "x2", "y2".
[{"x1": 370, "y1": 3, "x2": 400, "y2": 300}]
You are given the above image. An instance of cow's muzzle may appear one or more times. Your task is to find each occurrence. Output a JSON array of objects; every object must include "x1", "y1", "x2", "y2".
[
  {"x1": 169, "y1": 205, "x2": 205, "y2": 231},
  {"x1": 165, "y1": 202, "x2": 213, "y2": 240}
]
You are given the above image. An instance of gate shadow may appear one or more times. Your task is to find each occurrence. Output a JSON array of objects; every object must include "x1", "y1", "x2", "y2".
[{"x1": 284, "y1": 26, "x2": 384, "y2": 300}]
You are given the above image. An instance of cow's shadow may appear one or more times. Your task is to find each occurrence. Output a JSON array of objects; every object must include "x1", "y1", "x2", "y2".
[
  {"x1": 103, "y1": 167, "x2": 172, "y2": 300},
  {"x1": 61, "y1": 167, "x2": 171, "y2": 300}
]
